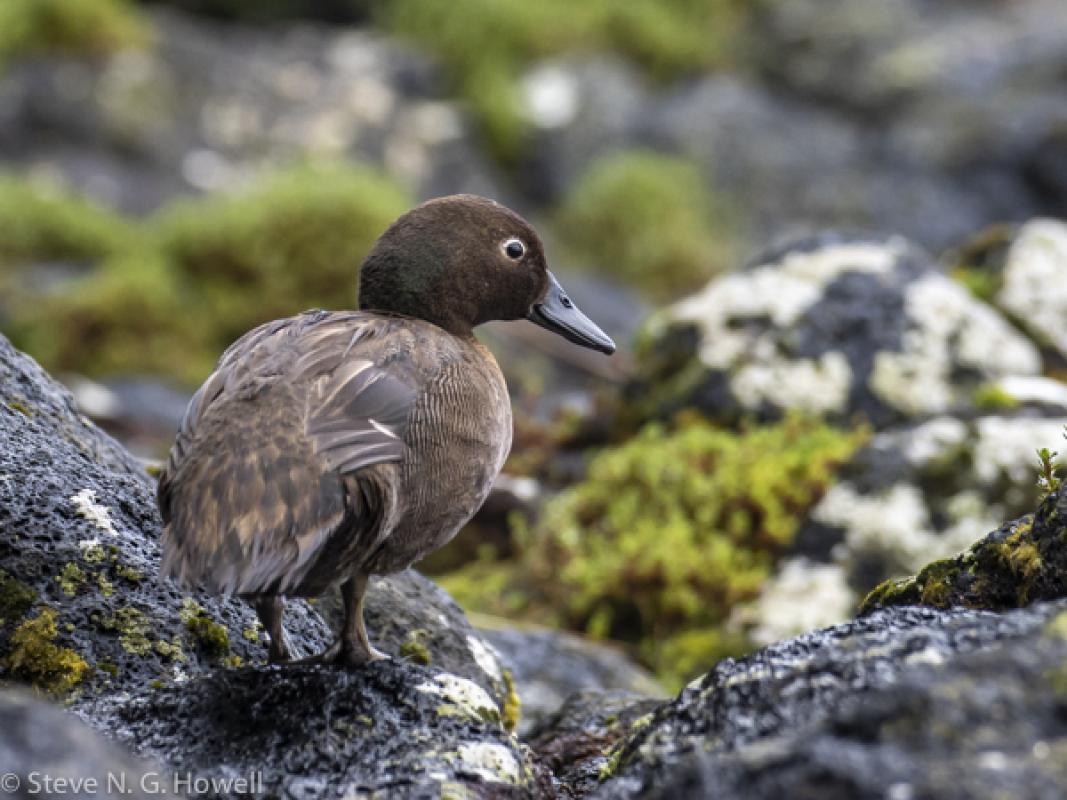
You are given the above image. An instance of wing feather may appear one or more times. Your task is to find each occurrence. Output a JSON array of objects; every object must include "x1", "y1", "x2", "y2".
[{"x1": 158, "y1": 311, "x2": 418, "y2": 596}]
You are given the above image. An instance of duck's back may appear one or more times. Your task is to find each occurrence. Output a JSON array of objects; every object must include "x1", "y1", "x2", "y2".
[{"x1": 158, "y1": 309, "x2": 511, "y2": 596}]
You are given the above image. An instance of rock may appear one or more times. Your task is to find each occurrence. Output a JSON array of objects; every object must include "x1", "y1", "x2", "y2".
[
  {"x1": 0, "y1": 333, "x2": 534, "y2": 796},
  {"x1": 808, "y1": 414, "x2": 1067, "y2": 588},
  {"x1": 631, "y1": 232, "x2": 1042, "y2": 428},
  {"x1": 84, "y1": 662, "x2": 543, "y2": 799},
  {"x1": 526, "y1": 690, "x2": 661, "y2": 798},
  {"x1": 860, "y1": 485, "x2": 1067, "y2": 616},
  {"x1": 0, "y1": 689, "x2": 167, "y2": 799},
  {"x1": 594, "y1": 601, "x2": 1067, "y2": 799},
  {"x1": 480, "y1": 625, "x2": 665, "y2": 737}
]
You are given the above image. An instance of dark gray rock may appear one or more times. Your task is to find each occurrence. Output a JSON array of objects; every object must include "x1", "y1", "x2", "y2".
[
  {"x1": 481, "y1": 626, "x2": 664, "y2": 738},
  {"x1": 0, "y1": 689, "x2": 167, "y2": 799},
  {"x1": 84, "y1": 661, "x2": 541, "y2": 799},
  {"x1": 595, "y1": 601, "x2": 1067, "y2": 799}
]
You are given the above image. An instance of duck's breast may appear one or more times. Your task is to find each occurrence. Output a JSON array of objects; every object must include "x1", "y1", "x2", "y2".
[{"x1": 370, "y1": 338, "x2": 511, "y2": 572}]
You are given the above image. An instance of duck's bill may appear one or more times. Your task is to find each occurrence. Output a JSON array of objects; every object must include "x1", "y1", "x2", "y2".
[{"x1": 526, "y1": 271, "x2": 616, "y2": 355}]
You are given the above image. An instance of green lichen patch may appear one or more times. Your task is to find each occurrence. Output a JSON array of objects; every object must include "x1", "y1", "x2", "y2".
[
  {"x1": 861, "y1": 488, "x2": 1067, "y2": 615},
  {"x1": 241, "y1": 623, "x2": 261, "y2": 643},
  {"x1": 3, "y1": 608, "x2": 90, "y2": 695},
  {"x1": 6, "y1": 399, "x2": 31, "y2": 417},
  {"x1": 94, "y1": 606, "x2": 153, "y2": 656},
  {"x1": 501, "y1": 669, "x2": 521, "y2": 733},
  {"x1": 0, "y1": 568, "x2": 37, "y2": 624},
  {"x1": 55, "y1": 563, "x2": 87, "y2": 597},
  {"x1": 399, "y1": 629, "x2": 433, "y2": 666},
  {"x1": 180, "y1": 598, "x2": 230, "y2": 656},
  {"x1": 114, "y1": 563, "x2": 143, "y2": 583}
]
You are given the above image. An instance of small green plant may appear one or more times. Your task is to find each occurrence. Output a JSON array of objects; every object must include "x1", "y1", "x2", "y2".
[
  {"x1": 1037, "y1": 445, "x2": 1063, "y2": 496},
  {"x1": 555, "y1": 150, "x2": 739, "y2": 298}
]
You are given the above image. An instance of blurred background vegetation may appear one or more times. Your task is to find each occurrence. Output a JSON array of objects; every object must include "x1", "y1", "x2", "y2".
[{"x1": 2, "y1": 0, "x2": 1066, "y2": 690}]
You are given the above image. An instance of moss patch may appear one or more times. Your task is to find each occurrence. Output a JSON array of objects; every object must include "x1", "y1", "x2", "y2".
[
  {"x1": 94, "y1": 606, "x2": 153, "y2": 656},
  {"x1": 501, "y1": 668, "x2": 521, "y2": 732},
  {"x1": 444, "y1": 414, "x2": 866, "y2": 687},
  {"x1": 180, "y1": 598, "x2": 230, "y2": 656},
  {"x1": 55, "y1": 563, "x2": 87, "y2": 597},
  {"x1": 4, "y1": 608, "x2": 90, "y2": 695},
  {"x1": 399, "y1": 628, "x2": 432, "y2": 666},
  {"x1": 861, "y1": 488, "x2": 1067, "y2": 615},
  {"x1": 0, "y1": 568, "x2": 37, "y2": 624},
  {"x1": 0, "y1": 0, "x2": 149, "y2": 69}
]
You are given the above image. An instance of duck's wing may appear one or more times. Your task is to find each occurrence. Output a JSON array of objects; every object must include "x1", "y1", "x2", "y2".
[{"x1": 158, "y1": 311, "x2": 419, "y2": 595}]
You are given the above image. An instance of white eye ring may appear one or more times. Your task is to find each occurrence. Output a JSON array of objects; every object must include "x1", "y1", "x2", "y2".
[{"x1": 503, "y1": 238, "x2": 526, "y2": 260}]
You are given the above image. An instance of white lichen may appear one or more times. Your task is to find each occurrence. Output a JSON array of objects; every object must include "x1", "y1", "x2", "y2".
[
  {"x1": 453, "y1": 742, "x2": 522, "y2": 784},
  {"x1": 466, "y1": 635, "x2": 504, "y2": 684},
  {"x1": 739, "y1": 558, "x2": 855, "y2": 646},
  {"x1": 416, "y1": 674, "x2": 500, "y2": 723},
  {"x1": 731, "y1": 352, "x2": 852, "y2": 415},
  {"x1": 71, "y1": 489, "x2": 119, "y2": 536},
  {"x1": 1000, "y1": 219, "x2": 1067, "y2": 360}
]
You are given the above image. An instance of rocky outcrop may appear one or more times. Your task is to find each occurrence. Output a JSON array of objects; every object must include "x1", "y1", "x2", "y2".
[
  {"x1": 0, "y1": 332, "x2": 534, "y2": 797},
  {"x1": 594, "y1": 602, "x2": 1067, "y2": 799}
]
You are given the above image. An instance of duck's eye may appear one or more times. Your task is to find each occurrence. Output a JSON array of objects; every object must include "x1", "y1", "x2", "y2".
[{"x1": 503, "y1": 238, "x2": 526, "y2": 260}]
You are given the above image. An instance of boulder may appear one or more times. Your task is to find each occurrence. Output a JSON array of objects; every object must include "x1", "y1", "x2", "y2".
[
  {"x1": 594, "y1": 601, "x2": 1067, "y2": 799},
  {"x1": 630, "y1": 232, "x2": 1042, "y2": 428},
  {"x1": 0, "y1": 332, "x2": 534, "y2": 797}
]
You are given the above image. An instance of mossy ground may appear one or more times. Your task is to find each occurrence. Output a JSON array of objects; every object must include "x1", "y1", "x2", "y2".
[
  {"x1": 3, "y1": 608, "x2": 90, "y2": 695},
  {"x1": 1, "y1": 165, "x2": 412, "y2": 387},
  {"x1": 861, "y1": 487, "x2": 1067, "y2": 615},
  {"x1": 0, "y1": 0, "x2": 148, "y2": 69},
  {"x1": 444, "y1": 414, "x2": 867, "y2": 688}
]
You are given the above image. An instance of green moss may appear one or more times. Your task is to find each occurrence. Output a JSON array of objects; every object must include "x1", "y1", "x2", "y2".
[
  {"x1": 7, "y1": 164, "x2": 412, "y2": 386},
  {"x1": 94, "y1": 607, "x2": 152, "y2": 656},
  {"x1": 97, "y1": 660, "x2": 118, "y2": 677},
  {"x1": 241, "y1": 624, "x2": 261, "y2": 643},
  {"x1": 55, "y1": 563, "x2": 87, "y2": 597},
  {"x1": 0, "y1": 569, "x2": 37, "y2": 624},
  {"x1": 972, "y1": 383, "x2": 1020, "y2": 412},
  {"x1": 378, "y1": 0, "x2": 753, "y2": 159},
  {"x1": 114, "y1": 564, "x2": 143, "y2": 583},
  {"x1": 399, "y1": 629, "x2": 432, "y2": 666},
  {"x1": 4, "y1": 608, "x2": 90, "y2": 695},
  {"x1": 81, "y1": 543, "x2": 106, "y2": 564},
  {"x1": 501, "y1": 669, "x2": 521, "y2": 732},
  {"x1": 555, "y1": 150, "x2": 739, "y2": 298},
  {"x1": 0, "y1": 0, "x2": 148, "y2": 68},
  {"x1": 97, "y1": 574, "x2": 115, "y2": 597},
  {"x1": 180, "y1": 598, "x2": 230, "y2": 656},
  {"x1": 153, "y1": 637, "x2": 185, "y2": 662},
  {"x1": 446, "y1": 415, "x2": 866, "y2": 684}
]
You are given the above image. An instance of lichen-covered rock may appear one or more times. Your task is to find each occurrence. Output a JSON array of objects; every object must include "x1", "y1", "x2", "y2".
[
  {"x1": 84, "y1": 662, "x2": 543, "y2": 799},
  {"x1": 860, "y1": 485, "x2": 1067, "y2": 616},
  {"x1": 809, "y1": 414, "x2": 1067, "y2": 588},
  {"x1": 0, "y1": 689, "x2": 168, "y2": 800},
  {"x1": 631, "y1": 232, "x2": 1042, "y2": 428},
  {"x1": 595, "y1": 602, "x2": 1067, "y2": 799},
  {"x1": 480, "y1": 625, "x2": 664, "y2": 736}
]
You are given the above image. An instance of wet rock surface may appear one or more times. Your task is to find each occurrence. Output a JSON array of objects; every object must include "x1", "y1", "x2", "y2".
[{"x1": 595, "y1": 602, "x2": 1067, "y2": 800}]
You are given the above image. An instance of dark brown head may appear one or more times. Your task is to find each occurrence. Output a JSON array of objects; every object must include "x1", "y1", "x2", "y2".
[{"x1": 358, "y1": 195, "x2": 614, "y2": 354}]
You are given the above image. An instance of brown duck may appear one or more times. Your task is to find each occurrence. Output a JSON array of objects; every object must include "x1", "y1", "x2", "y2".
[{"x1": 158, "y1": 194, "x2": 615, "y2": 665}]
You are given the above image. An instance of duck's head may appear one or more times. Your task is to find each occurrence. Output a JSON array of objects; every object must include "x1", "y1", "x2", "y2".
[{"x1": 358, "y1": 194, "x2": 615, "y2": 355}]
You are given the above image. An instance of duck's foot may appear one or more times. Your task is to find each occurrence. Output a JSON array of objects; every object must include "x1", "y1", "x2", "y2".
[{"x1": 289, "y1": 638, "x2": 389, "y2": 667}]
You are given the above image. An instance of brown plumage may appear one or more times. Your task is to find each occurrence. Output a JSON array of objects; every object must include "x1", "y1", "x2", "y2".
[{"x1": 158, "y1": 195, "x2": 615, "y2": 665}]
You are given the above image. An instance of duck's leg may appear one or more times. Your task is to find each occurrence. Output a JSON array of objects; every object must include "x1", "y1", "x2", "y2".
[
  {"x1": 336, "y1": 573, "x2": 388, "y2": 666},
  {"x1": 254, "y1": 596, "x2": 294, "y2": 663},
  {"x1": 288, "y1": 574, "x2": 387, "y2": 666}
]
